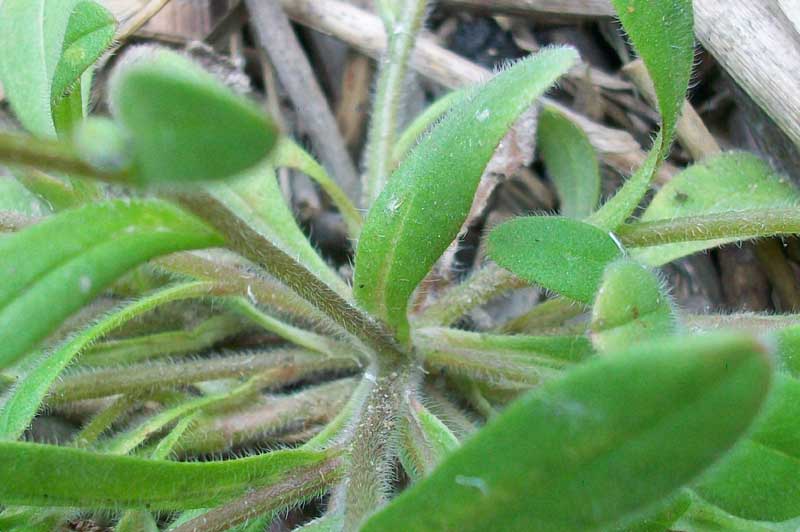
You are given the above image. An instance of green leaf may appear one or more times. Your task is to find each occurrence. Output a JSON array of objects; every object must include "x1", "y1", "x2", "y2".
[
  {"x1": 590, "y1": 259, "x2": 677, "y2": 352},
  {"x1": 588, "y1": 0, "x2": 694, "y2": 230},
  {"x1": 488, "y1": 216, "x2": 623, "y2": 303},
  {"x1": 207, "y1": 163, "x2": 350, "y2": 297},
  {"x1": 0, "y1": 176, "x2": 50, "y2": 217},
  {"x1": 538, "y1": 107, "x2": 600, "y2": 219},
  {"x1": 362, "y1": 333, "x2": 773, "y2": 532},
  {"x1": 695, "y1": 375, "x2": 800, "y2": 522},
  {"x1": 353, "y1": 47, "x2": 578, "y2": 342},
  {"x1": 0, "y1": 0, "x2": 88, "y2": 137},
  {"x1": 0, "y1": 199, "x2": 222, "y2": 370},
  {"x1": 632, "y1": 152, "x2": 800, "y2": 265},
  {"x1": 0, "y1": 441, "x2": 335, "y2": 509},
  {"x1": 50, "y1": 1, "x2": 117, "y2": 134},
  {"x1": 110, "y1": 47, "x2": 278, "y2": 184},
  {"x1": 0, "y1": 282, "x2": 213, "y2": 441},
  {"x1": 399, "y1": 396, "x2": 460, "y2": 481}
]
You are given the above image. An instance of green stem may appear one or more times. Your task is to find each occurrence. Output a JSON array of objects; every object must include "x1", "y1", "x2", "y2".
[
  {"x1": 171, "y1": 455, "x2": 345, "y2": 532},
  {"x1": 414, "y1": 263, "x2": 527, "y2": 327},
  {"x1": 72, "y1": 393, "x2": 142, "y2": 448},
  {"x1": 0, "y1": 129, "x2": 126, "y2": 182},
  {"x1": 176, "y1": 192, "x2": 407, "y2": 363},
  {"x1": 501, "y1": 297, "x2": 587, "y2": 334},
  {"x1": 618, "y1": 208, "x2": 800, "y2": 247},
  {"x1": 50, "y1": 350, "x2": 358, "y2": 404},
  {"x1": 363, "y1": 0, "x2": 429, "y2": 205},
  {"x1": 336, "y1": 363, "x2": 415, "y2": 529}
]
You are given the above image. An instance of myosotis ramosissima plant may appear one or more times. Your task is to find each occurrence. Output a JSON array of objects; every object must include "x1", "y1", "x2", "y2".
[{"x1": 0, "y1": 0, "x2": 798, "y2": 530}]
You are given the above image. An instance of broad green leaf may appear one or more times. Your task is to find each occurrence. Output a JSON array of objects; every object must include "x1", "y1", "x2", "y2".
[
  {"x1": 0, "y1": 441, "x2": 335, "y2": 509},
  {"x1": 588, "y1": 0, "x2": 694, "y2": 230},
  {"x1": 632, "y1": 152, "x2": 800, "y2": 265},
  {"x1": 399, "y1": 396, "x2": 460, "y2": 481},
  {"x1": 362, "y1": 333, "x2": 772, "y2": 532},
  {"x1": 0, "y1": 282, "x2": 212, "y2": 441},
  {"x1": 392, "y1": 89, "x2": 464, "y2": 169},
  {"x1": 538, "y1": 107, "x2": 600, "y2": 219},
  {"x1": 591, "y1": 259, "x2": 677, "y2": 352},
  {"x1": 695, "y1": 375, "x2": 800, "y2": 522},
  {"x1": 489, "y1": 216, "x2": 623, "y2": 303},
  {"x1": 207, "y1": 163, "x2": 350, "y2": 297},
  {"x1": 778, "y1": 325, "x2": 800, "y2": 376},
  {"x1": 0, "y1": 0, "x2": 89, "y2": 137},
  {"x1": 0, "y1": 199, "x2": 222, "y2": 370},
  {"x1": 353, "y1": 47, "x2": 578, "y2": 342},
  {"x1": 110, "y1": 47, "x2": 278, "y2": 184},
  {"x1": 50, "y1": 1, "x2": 117, "y2": 134}
]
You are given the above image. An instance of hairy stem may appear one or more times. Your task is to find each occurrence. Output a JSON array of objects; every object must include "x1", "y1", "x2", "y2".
[
  {"x1": 414, "y1": 263, "x2": 527, "y2": 327},
  {"x1": 334, "y1": 363, "x2": 416, "y2": 529},
  {"x1": 50, "y1": 350, "x2": 358, "y2": 404},
  {"x1": 363, "y1": 0, "x2": 429, "y2": 205},
  {"x1": 171, "y1": 455, "x2": 345, "y2": 532},
  {"x1": 176, "y1": 192, "x2": 407, "y2": 362},
  {"x1": 0, "y1": 130, "x2": 127, "y2": 182},
  {"x1": 619, "y1": 208, "x2": 800, "y2": 247}
]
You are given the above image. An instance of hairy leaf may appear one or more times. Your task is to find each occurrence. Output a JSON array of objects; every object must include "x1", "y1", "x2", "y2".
[
  {"x1": 0, "y1": 441, "x2": 335, "y2": 509},
  {"x1": 353, "y1": 47, "x2": 578, "y2": 342},
  {"x1": 538, "y1": 107, "x2": 600, "y2": 219},
  {"x1": 489, "y1": 216, "x2": 623, "y2": 303},
  {"x1": 0, "y1": 0, "x2": 88, "y2": 136},
  {"x1": 695, "y1": 375, "x2": 800, "y2": 521},
  {"x1": 50, "y1": 1, "x2": 117, "y2": 133},
  {"x1": 0, "y1": 199, "x2": 222, "y2": 369},
  {"x1": 0, "y1": 282, "x2": 213, "y2": 441},
  {"x1": 363, "y1": 333, "x2": 772, "y2": 532},
  {"x1": 591, "y1": 259, "x2": 677, "y2": 352},
  {"x1": 588, "y1": 0, "x2": 694, "y2": 230},
  {"x1": 632, "y1": 152, "x2": 800, "y2": 265},
  {"x1": 110, "y1": 47, "x2": 277, "y2": 184}
]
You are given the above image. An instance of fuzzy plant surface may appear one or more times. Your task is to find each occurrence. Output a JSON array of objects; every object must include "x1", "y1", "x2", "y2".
[{"x1": 0, "y1": 0, "x2": 799, "y2": 531}]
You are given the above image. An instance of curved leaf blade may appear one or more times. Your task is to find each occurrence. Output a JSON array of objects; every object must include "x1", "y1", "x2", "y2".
[
  {"x1": 0, "y1": 441, "x2": 335, "y2": 509},
  {"x1": 363, "y1": 333, "x2": 773, "y2": 532},
  {"x1": 489, "y1": 216, "x2": 623, "y2": 303},
  {"x1": 538, "y1": 107, "x2": 600, "y2": 219},
  {"x1": 0, "y1": 199, "x2": 222, "y2": 369},
  {"x1": 0, "y1": 0, "x2": 84, "y2": 137},
  {"x1": 110, "y1": 48, "x2": 278, "y2": 184},
  {"x1": 589, "y1": 0, "x2": 694, "y2": 230},
  {"x1": 632, "y1": 152, "x2": 800, "y2": 266},
  {"x1": 50, "y1": 1, "x2": 117, "y2": 128},
  {"x1": 590, "y1": 259, "x2": 677, "y2": 352},
  {"x1": 695, "y1": 375, "x2": 800, "y2": 522},
  {"x1": 353, "y1": 47, "x2": 579, "y2": 342}
]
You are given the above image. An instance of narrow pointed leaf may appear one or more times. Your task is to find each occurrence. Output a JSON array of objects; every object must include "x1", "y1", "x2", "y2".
[
  {"x1": 538, "y1": 107, "x2": 600, "y2": 219},
  {"x1": 591, "y1": 259, "x2": 677, "y2": 352},
  {"x1": 51, "y1": 1, "x2": 117, "y2": 127},
  {"x1": 0, "y1": 0, "x2": 86, "y2": 137},
  {"x1": 588, "y1": 0, "x2": 694, "y2": 230},
  {"x1": 363, "y1": 333, "x2": 772, "y2": 532},
  {"x1": 110, "y1": 48, "x2": 278, "y2": 184},
  {"x1": 632, "y1": 152, "x2": 800, "y2": 265},
  {"x1": 0, "y1": 199, "x2": 222, "y2": 369},
  {"x1": 695, "y1": 375, "x2": 800, "y2": 522},
  {"x1": 489, "y1": 216, "x2": 623, "y2": 303},
  {"x1": 0, "y1": 282, "x2": 213, "y2": 441},
  {"x1": 354, "y1": 47, "x2": 578, "y2": 342},
  {"x1": 0, "y1": 441, "x2": 336, "y2": 509}
]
